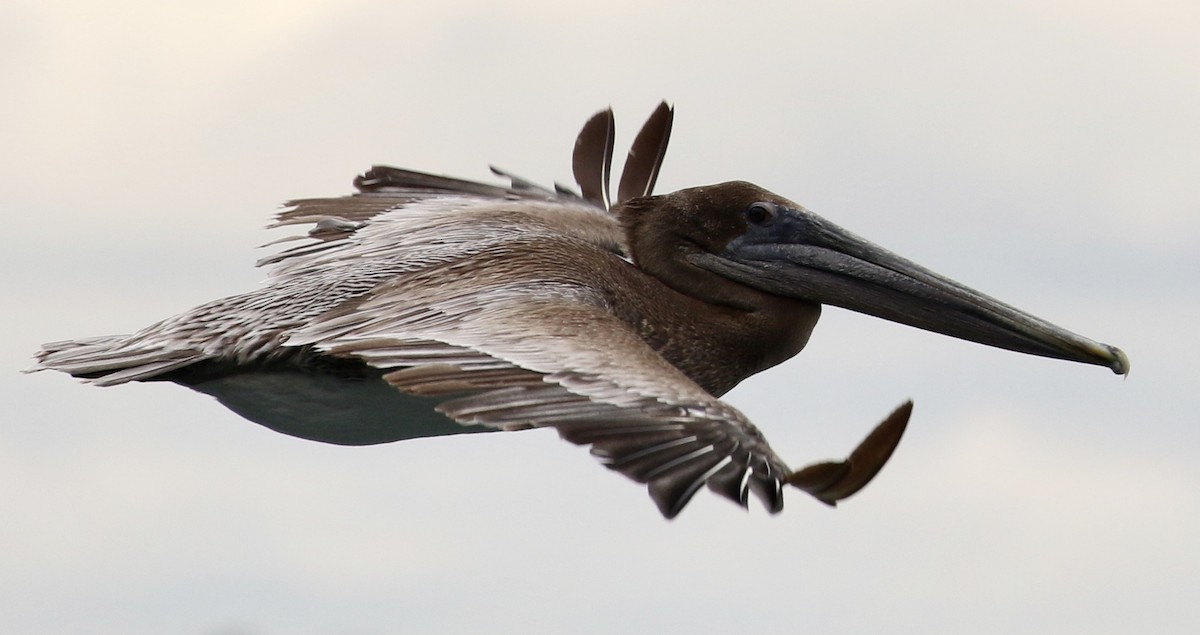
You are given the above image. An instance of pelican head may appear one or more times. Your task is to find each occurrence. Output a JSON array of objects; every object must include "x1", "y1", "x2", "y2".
[{"x1": 621, "y1": 180, "x2": 1128, "y2": 375}]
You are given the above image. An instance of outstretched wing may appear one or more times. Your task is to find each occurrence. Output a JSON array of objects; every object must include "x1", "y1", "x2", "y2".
[
  {"x1": 279, "y1": 259, "x2": 796, "y2": 518},
  {"x1": 32, "y1": 167, "x2": 790, "y2": 517},
  {"x1": 34, "y1": 111, "x2": 909, "y2": 516},
  {"x1": 34, "y1": 163, "x2": 909, "y2": 517},
  {"x1": 264, "y1": 177, "x2": 909, "y2": 516},
  {"x1": 245, "y1": 184, "x2": 790, "y2": 517},
  {"x1": 33, "y1": 166, "x2": 617, "y2": 383}
]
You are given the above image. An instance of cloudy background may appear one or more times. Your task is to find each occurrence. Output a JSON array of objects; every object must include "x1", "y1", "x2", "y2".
[{"x1": 3, "y1": 1, "x2": 1197, "y2": 633}]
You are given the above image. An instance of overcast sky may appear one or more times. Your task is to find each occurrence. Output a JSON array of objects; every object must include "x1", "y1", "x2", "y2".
[{"x1": 3, "y1": 1, "x2": 1197, "y2": 634}]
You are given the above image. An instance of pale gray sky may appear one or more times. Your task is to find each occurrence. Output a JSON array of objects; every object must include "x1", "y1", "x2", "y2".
[{"x1": 4, "y1": 1, "x2": 1197, "y2": 634}]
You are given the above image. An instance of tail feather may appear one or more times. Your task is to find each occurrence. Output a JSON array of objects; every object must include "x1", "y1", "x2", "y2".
[{"x1": 31, "y1": 335, "x2": 203, "y2": 386}]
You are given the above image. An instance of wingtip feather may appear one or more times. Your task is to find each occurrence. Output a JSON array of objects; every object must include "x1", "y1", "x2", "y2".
[
  {"x1": 785, "y1": 400, "x2": 913, "y2": 505},
  {"x1": 572, "y1": 108, "x2": 616, "y2": 209},
  {"x1": 616, "y1": 101, "x2": 674, "y2": 205}
]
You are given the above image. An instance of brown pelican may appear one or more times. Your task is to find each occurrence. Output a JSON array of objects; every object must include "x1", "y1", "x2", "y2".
[{"x1": 31, "y1": 102, "x2": 1128, "y2": 518}]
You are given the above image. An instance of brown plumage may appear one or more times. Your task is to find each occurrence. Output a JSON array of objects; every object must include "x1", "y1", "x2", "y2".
[
  {"x1": 617, "y1": 101, "x2": 674, "y2": 204},
  {"x1": 30, "y1": 102, "x2": 1127, "y2": 518},
  {"x1": 572, "y1": 107, "x2": 615, "y2": 209}
]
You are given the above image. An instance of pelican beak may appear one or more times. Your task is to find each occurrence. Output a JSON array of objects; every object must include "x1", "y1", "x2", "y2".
[{"x1": 691, "y1": 204, "x2": 1129, "y2": 374}]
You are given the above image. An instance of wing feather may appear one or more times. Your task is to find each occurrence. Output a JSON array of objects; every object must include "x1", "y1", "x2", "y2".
[
  {"x1": 572, "y1": 108, "x2": 615, "y2": 209},
  {"x1": 277, "y1": 254, "x2": 796, "y2": 517},
  {"x1": 617, "y1": 101, "x2": 674, "y2": 204}
]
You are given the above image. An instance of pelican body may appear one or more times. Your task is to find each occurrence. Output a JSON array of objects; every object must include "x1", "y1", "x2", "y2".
[{"x1": 32, "y1": 103, "x2": 1127, "y2": 518}]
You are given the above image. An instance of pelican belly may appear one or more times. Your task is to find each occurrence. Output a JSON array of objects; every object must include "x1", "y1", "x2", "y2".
[{"x1": 186, "y1": 371, "x2": 493, "y2": 445}]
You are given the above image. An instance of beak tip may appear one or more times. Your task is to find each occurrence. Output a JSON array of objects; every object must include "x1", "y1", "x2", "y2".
[{"x1": 1109, "y1": 346, "x2": 1130, "y2": 376}]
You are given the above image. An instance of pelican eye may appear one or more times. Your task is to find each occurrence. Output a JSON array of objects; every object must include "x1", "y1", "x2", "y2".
[{"x1": 744, "y1": 202, "x2": 777, "y2": 226}]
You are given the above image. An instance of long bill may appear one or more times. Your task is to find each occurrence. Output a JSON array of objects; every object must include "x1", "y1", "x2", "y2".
[{"x1": 692, "y1": 205, "x2": 1129, "y2": 375}]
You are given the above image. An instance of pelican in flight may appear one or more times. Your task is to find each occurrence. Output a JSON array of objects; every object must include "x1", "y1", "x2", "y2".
[{"x1": 33, "y1": 103, "x2": 1127, "y2": 518}]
